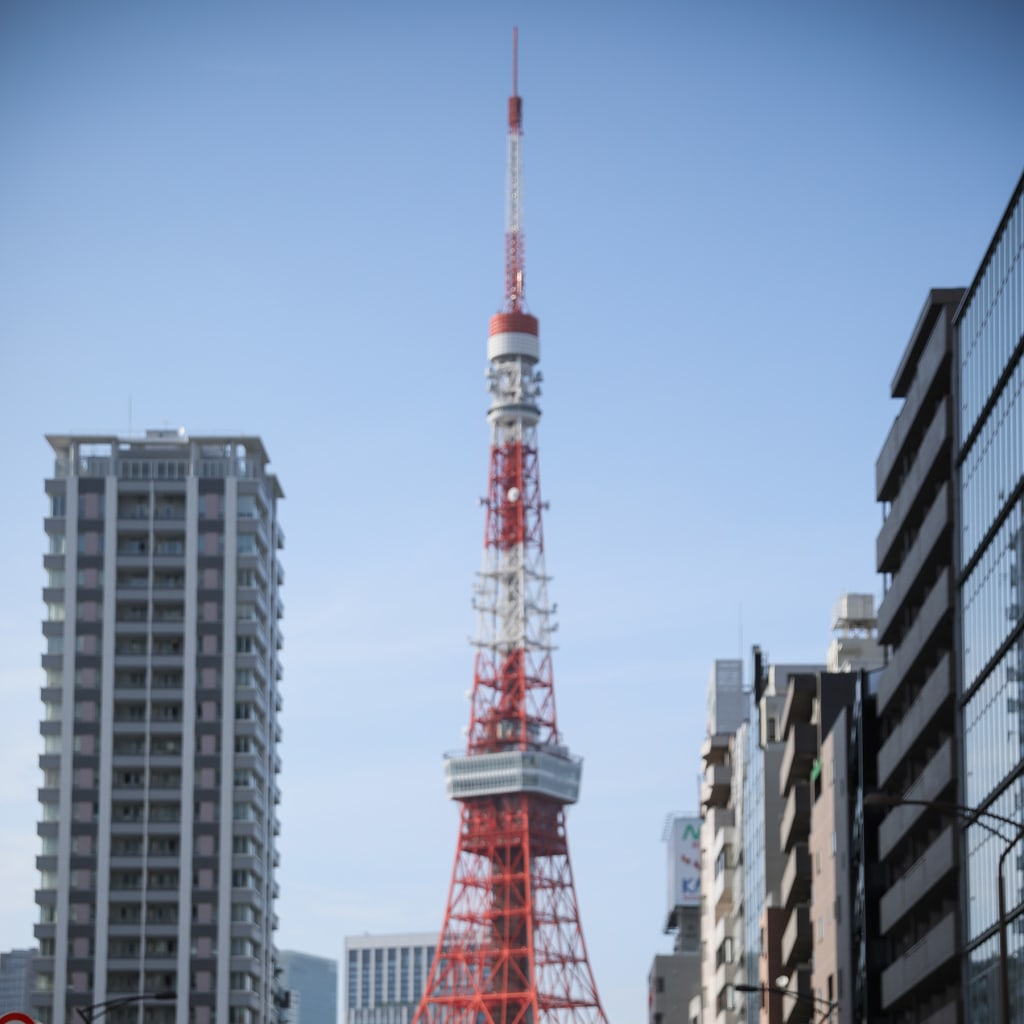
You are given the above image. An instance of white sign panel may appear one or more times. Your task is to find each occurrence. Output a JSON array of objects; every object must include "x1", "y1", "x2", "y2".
[{"x1": 666, "y1": 815, "x2": 702, "y2": 911}]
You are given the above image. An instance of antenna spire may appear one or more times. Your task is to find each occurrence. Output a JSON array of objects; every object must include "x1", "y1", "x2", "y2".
[
  {"x1": 504, "y1": 26, "x2": 525, "y2": 312},
  {"x1": 512, "y1": 25, "x2": 518, "y2": 97}
]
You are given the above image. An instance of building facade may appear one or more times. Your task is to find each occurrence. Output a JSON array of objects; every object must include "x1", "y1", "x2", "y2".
[
  {"x1": 1, "y1": 949, "x2": 37, "y2": 1014},
  {"x1": 956, "y1": 171, "x2": 1024, "y2": 1018},
  {"x1": 745, "y1": 655, "x2": 815, "y2": 1024},
  {"x1": 654, "y1": 814, "x2": 702, "y2": 1023},
  {"x1": 743, "y1": 652, "x2": 794, "y2": 1024},
  {"x1": 699, "y1": 660, "x2": 747, "y2": 1024},
  {"x1": 649, "y1": 954, "x2": 699, "y2": 1024},
  {"x1": 808, "y1": 709, "x2": 850, "y2": 1023},
  {"x1": 344, "y1": 934, "x2": 437, "y2": 1024},
  {"x1": 34, "y1": 432, "x2": 284, "y2": 1024},
  {"x1": 845, "y1": 672, "x2": 886, "y2": 1024},
  {"x1": 874, "y1": 288, "x2": 963, "y2": 1022},
  {"x1": 278, "y1": 951, "x2": 338, "y2": 1024}
]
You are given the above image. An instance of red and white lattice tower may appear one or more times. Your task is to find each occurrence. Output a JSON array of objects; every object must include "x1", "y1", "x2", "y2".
[{"x1": 413, "y1": 31, "x2": 608, "y2": 1024}]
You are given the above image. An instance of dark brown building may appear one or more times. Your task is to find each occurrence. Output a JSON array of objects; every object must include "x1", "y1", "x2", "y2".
[{"x1": 873, "y1": 290, "x2": 964, "y2": 1023}]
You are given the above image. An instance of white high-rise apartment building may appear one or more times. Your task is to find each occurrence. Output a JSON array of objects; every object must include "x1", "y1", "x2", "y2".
[{"x1": 34, "y1": 432, "x2": 284, "y2": 1024}]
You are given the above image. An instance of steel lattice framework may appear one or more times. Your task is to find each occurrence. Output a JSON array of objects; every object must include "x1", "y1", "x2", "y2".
[{"x1": 412, "y1": 30, "x2": 607, "y2": 1024}]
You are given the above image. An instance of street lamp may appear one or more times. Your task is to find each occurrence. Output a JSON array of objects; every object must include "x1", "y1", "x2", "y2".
[
  {"x1": 74, "y1": 993, "x2": 175, "y2": 1024},
  {"x1": 863, "y1": 791, "x2": 1024, "y2": 1024},
  {"x1": 734, "y1": 980, "x2": 837, "y2": 1023}
]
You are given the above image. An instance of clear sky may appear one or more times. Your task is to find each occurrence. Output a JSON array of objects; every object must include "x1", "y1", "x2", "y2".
[{"x1": 1, "y1": 2, "x2": 1023, "y2": 1022}]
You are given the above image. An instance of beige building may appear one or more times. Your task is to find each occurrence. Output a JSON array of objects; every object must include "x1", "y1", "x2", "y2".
[
  {"x1": 698, "y1": 660, "x2": 746, "y2": 1024},
  {"x1": 807, "y1": 718, "x2": 850, "y2": 1024}
]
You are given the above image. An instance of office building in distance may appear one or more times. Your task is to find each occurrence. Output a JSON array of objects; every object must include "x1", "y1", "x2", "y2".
[
  {"x1": 345, "y1": 934, "x2": 438, "y2": 1024},
  {"x1": 1, "y1": 948, "x2": 38, "y2": 1014},
  {"x1": 278, "y1": 951, "x2": 338, "y2": 1024}
]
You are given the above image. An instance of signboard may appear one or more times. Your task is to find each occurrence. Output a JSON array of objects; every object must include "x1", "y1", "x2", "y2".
[{"x1": 666, "y1": 815, "x2": 702, "y2": 912}]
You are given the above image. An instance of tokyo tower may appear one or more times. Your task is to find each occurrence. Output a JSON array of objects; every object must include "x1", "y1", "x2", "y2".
[{"x1": 413, "y1": 31, "x2": 608, "y2": 1024}]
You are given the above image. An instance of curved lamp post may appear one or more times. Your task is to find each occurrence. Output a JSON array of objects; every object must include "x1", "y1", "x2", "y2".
[
  {"x1": 734, "y1": 980, "x2": 837, "y2": 1023},
  {"x1": 74, "y1": 993, "x2": 175, "y2": 1024},
  {"x1": 863, "y1": 792, "x2": 1024, "y2": 1024}
]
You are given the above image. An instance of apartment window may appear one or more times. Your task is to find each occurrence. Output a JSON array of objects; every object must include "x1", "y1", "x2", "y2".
[
  {"x1": 77, "y1": 568, "x2": 102, "y2": 587},
  {"x1": 78, "y1": 532, "x2": 102, "y2": 554},
  {"x1": 715, "y1": 845, "x2": 732, "y2": 876}
]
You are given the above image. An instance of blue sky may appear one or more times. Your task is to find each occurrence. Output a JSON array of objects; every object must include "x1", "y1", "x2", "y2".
[{"x1": 1, "y1": 2, "x2": 1023, "y2": 1021}]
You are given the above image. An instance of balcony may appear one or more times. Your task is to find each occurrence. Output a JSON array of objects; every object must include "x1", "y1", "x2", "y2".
[
  {"x1": 877, "y1": 403, "x2": 952, "y2": 575},
  {"x1": 876, "y1": 482, "x2": 951, "y2": 644},
  {"x1": 781, "y1": 782, "x2": 810, "y2": 851},
  {"x1": 701, "y1": 733, "x2": 731, "y2": 767},
  {"x1": 876, "y1": 568, "x2": 951, "y2": 716},
  {"x1": 877, "y1": 312, "x2": 951, "y2": 504},
  {"x1": 877, "y1": 736, "x2": 956, "y2": 860},
  {"x1": 919, "y1": 1000, "x2": 959, "y2": 1024},
  {"x1": 880, "y1": 909, "x2": 957, "y2": 1009},
  {"x1": 701, "y1": 763, "x2": 732, "y2": 810},
  {"x1": 780, "y1": 904, "x2": 811, "y2": 971},
  {"x1": 879, "y1": 824, "x2": 957, "y2": 935},
  {"x1": 876, "y1": 652, "x2": 953, "y2": 788},
  {"x1": 713, "y1": 914, "x2": 730, "y2": 952},
  {"x1": 712, "y1": 863, "x2": 734, "y2": 915},
  {"x1": 781, "y1": 843, "x2": 811, "y2": 912},
  {"x1": 780, "y1": 722, "x2": 817, "y2": 796},
  {"x1": 711, "y1": 812, "x2": 735, "y2": 859},
  {"x1": 781, "y1": 673, "x2": 817, "y2": 738}
]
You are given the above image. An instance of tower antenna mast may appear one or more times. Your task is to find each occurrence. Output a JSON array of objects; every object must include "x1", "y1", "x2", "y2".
[{"x1": 505, "y1": 26, "x2": 525, "y2": 313}]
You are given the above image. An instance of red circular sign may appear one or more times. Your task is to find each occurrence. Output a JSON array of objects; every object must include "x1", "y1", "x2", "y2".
[{"x1": 1, "y1": 1013, "x2": 36, "y2": 1024}]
